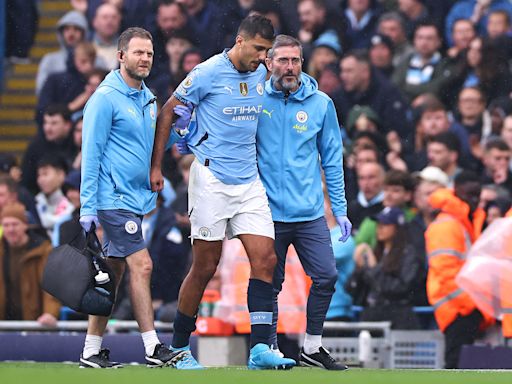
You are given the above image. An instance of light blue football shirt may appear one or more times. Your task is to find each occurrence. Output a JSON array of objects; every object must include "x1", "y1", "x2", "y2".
[{"x1": 173, "y1": 49, "x2": 267, "y2": 185}]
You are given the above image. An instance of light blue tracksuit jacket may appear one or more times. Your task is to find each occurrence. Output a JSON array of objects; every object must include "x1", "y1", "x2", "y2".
[
  {"x1": 81, "y1": 70, "x2": 178, "y2": 216},
  {"x1": 257, "y1": 73, "x2": 347, "y2": 222}
]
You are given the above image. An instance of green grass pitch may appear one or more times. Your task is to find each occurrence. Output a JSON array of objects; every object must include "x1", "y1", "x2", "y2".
[{"x1": 1, "y1": 363, "x2": 512, "y2": 384}]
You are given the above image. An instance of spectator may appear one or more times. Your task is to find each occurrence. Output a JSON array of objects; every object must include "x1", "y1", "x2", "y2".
[
  {"x1": 484, "y1": 197, "x2": 512, "y2": 225},
  {"x1": 445, "y1": 0, "x2": 512, "y2": 46},
  {"x1": 317, "y1": 62, "x2": 342, "y2": 97},
  {"x1": 368, "y1": 33, "x2": 394, "y2": 78},
  {"x1": 407, "y1": 166, "x2": 449, "y2": 305},
  {"x1": 36, "y1": 10, "x2": 106, "y2": 96},
  {"x1": 480, "y1": 137, "x2": 512, "y2": 191},
  {"x1": 36, "y1": 42, "x2": 98, "y2": 129},
  {"x1": 150, "y1": 0, "x2": 194, "y2": 80},
  {"x1": 348, "y1": 161, "x2": 385, "y2": 231},
  {"x1": 67, "y1": 69, "x2": 107, "y2": 120},
  {"x1": 296, "y1": 0, "x2": 345, "y2": 64},
  {"x1": 486, "y1": 9, "x2": 511, "y2": 39},
  {"x1": 0, "y1": 202, "x2": 60, "y2": 325},
  {"x1": 406, "y1": 97, "x2": 471, "y2": 172},
  {"x1": 249, "y1": 0, "x2": 291, "y2": 36},
  {"x1": 377, "y1": 11, "x2": 414, "y2": 67},
  {"x1": 446, "y1": 18, "x2": 476, "y2": 59},
  {"x1": 178, "y1": 47, "x2": 202, "y2": 77},
  {"x1": 176, "y1": 0, "x2": 227, "y2": 58},
  {"x1": 21, "y1": 104, "x2": 76, "y2": 195},
  {"x1": 398, "y1": 0, "x2": 431, "y2": 39},
  {"x1": 51, "y1": 170, "x2": 81, "y2": 247},
  {"x1": 0, "y1": 175, "x2": 39, "y2": 228},
  {"x1": 5, "y1": 0, "x2": 38, "y2": 64},
  {"x1": 425, "y1": 171, "x2": 495, "y2": 368},
  {"x1": 349, "y1": 206, "x2": 423, "y2": 329},
  {"x1": 334, "y1": 50, "x2": 412, "y2": 140},
  {"x1": 91, "y1": 3, "x2": 122, "y2": 70},
  {"x1": 35, "y1": 156, "x2": 74, "y2": 238},
  {"x1": 454, "y1": 87, "x2": 491, "y2": 159},
  {"x1": 71, "y1": 115, "x2": 84, "y2": 171},
  {"x1": 342, "y1": 0, "x2": 382, "y2": 50},
  {"x1": 426, "y1": 132, "x2": 464, "y2": 185},
  {"x1": 356, "y1": 169, "x2": 416, "y2": 249},
  {"x1": 479, "y1": 183, "x2": 511, "y2": 209},
  {"x1": 307, "y1": 37, "x2": 341, "y2": 80},
  {"x1": 500, "y1": 115, "x2": 512, "y2": 159},
  {"x1": 392, "y1": 22, "x2": 458, "y2": 103}
]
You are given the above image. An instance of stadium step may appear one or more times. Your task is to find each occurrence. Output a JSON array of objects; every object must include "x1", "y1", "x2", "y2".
[{"x1": 0, "y1": 0, "x2": 71, "y2": 157}]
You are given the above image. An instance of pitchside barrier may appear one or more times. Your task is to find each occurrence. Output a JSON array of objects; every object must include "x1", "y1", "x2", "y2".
[{"x1": 0, "y1": 320, "x2": 445, "y2": 368}]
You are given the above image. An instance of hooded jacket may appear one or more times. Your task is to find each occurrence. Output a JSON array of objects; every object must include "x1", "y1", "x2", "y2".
[
  {"x1": 425, "y1": 188, "x2": 494, "y2": 331},
  {"x1": 81, "y1": 70, "x2": 159, "y2": 216},
  {"x1": 0, "y1": 233, "x2": 60, "y2": 320},
  {"x1": 257, "y1": 73, "x2": 346, "y2": 222},
  {"x1": 36, "y1": 11, "x2": 107, "y2": 95}
]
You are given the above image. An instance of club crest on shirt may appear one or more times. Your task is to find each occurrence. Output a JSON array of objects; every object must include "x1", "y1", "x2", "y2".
[
  {"x1": 183, "y1": 76, "x2": 193, "y2": 88},
  {"x1": 256, "y1": 83, "x2": 264, "y2": 95},
  {"x1": 296, "y1": 110, "x2": 308, "y2": 123},
  {"x1": 240, "y1": 82, "x2": 249, "y2": 96}
]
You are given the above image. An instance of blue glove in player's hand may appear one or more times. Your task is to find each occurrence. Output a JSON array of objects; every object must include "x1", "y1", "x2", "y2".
[
  {"x1": 336, "y1": 215, "x2": 352, "y2": 242},
  {"x1": 80, "y1": 215, "x2": 99, "y2": 232},
  {"x1": 174, "y1": 104, "x2": 193, "y2": 136},
  {"x1": 176, "y1": 137, "x2": 192, "y2": 155}
]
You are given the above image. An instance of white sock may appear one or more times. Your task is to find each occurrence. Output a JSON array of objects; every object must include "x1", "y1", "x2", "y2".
[
  {"x1": 82, "y1": 335, "x2": 103, "y2": 359},
  {"x1": 303, "y1": 333, "x2": 322, "y2": 355},
  {"x1": 142, "y1": 330, "x2": 160, "y2": 356}
]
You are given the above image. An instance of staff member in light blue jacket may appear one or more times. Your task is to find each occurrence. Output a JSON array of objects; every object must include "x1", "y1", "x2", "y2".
[
  {"x1": 258, "y1": 35, "x2": 352, "y2": 371},
  {"x1": 79, "y1": 27, "x2": 186, "y2": 369}
]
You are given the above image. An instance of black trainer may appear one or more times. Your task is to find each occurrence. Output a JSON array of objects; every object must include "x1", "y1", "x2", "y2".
[
  {"x1": 145, "y1": 344, "x2": 187, "y2": 368},
  {"x1": 79, "y1": 349, "x2": 123, "y2": 369},
  {"x1": 299, "y1": 347, "x2": 348, "y2": 370}
]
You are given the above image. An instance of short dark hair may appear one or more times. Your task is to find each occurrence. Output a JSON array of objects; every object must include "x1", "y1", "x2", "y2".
[
  {"x1": 237, "y1": 15, "x2": 274, "y2": 41},
  {"x1": 37, "y1": 155, "x2": 68, "y2": 173},
  {"x1": 485, "y1": 137, "x2": 510, "y2": 152},
  {"x1": 414, "y1": 20, "x2": 441, "y2": 39},
  {"x1": 44, "y1": 104, "x2": 71, "y2": 121},
  {"x1": 454, "y1": 170, "x2": 480, "y2": 187},
  {"x1": 384, "y1": 169, "x2": 415, "y2": 192},
  {"x1": 428, "y1": 131, "x2": 461, "y2": 155},
  {"x1": 268, "y1": 34, "x2": 302, "y2": 59},
  {"x1": 342, "y1": 49, "x2": 371, "y2": 66},
  {"x1": 118, "y1": 27, "x2": 153, "y2": 52}
]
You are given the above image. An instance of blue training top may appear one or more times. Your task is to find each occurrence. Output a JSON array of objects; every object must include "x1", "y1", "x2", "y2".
[{"x1": 173, "y1": 49, "x2": 267, "y2": 185}]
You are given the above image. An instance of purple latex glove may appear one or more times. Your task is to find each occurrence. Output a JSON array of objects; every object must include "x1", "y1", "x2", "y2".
[
  {"x1": 79, "y1": 215, "x2": 99, "y2": 232},
  {"x1": 176, "y1": 137, "x2": 192, "y2": 155},
  {"x1": 174, "y1": 104, "x2": 193, "y2": 136},
  {"x1": 335, "y1": 215, "x2": 352, "y2": 242}
]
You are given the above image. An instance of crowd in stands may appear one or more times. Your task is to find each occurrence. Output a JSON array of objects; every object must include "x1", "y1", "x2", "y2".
[{"x1": 3, "y1": 0, "x2": 512, "y2": 357}]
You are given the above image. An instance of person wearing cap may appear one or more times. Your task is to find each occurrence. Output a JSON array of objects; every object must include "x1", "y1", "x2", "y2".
[
  {"x1": 348, "y1": 206, "x2": 423, "y2": 329},
  {"x1": 0, "y1": 202, "x2": 60, "y2": 325},
  {"x1": 369, "y1": 33, "x2": 394, "y2": 78},
  {"x1": 425, "y1": 170, "x2": 495, "y2": 368},
  {"x1": 257, "y1": 35, "x2": 351, "y2": 370}
]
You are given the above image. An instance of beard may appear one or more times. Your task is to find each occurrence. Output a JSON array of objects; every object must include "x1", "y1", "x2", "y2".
[
  {"x1": 272, "y1": 72, "x2": 300, "y2": 92},
  {"x1": 125, "y1": 65, "x2": 150, "y2": 81}
]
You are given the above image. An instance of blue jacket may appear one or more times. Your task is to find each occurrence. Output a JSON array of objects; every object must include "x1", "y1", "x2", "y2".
[
  {"x1": 81, "y1": 70, "x2": 161, "y2": 216},
  {"x1": 257, "y1": 73, "x2": 347, "y2": 222}
]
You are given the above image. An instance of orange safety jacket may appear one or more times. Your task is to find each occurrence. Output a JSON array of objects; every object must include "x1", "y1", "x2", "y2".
[
  {"x1": 501, "y1": 209, "x2": 512, "y2": 337},
  {"x1": 425, "y1": 189, "x2": 494, "y2": 332}
]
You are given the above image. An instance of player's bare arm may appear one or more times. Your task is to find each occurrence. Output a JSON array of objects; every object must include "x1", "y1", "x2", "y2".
[{"x1": 150, "y1": 95, "x2": 184, "y2": 192}]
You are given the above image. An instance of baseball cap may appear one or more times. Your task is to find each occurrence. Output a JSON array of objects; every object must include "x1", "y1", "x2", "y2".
[
  {"x1": 373, "y1": 206, "x2": 405, "y2": 225},
  {"x1": 370, "y1": 34, "x2": 394, "y2": 52},
  {"x1": 415, "y1": 166, "x2": 449, "y2": 187}
]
